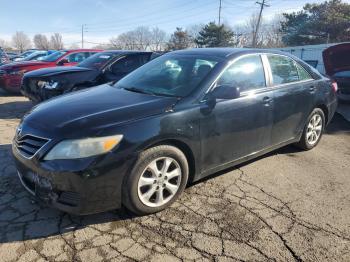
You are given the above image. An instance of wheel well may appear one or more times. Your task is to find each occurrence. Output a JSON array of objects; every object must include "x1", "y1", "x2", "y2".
[
  {"x1": 316, "y1": 104, "x2": 328, "y2": 124},
  {"x1": 146, "y1": 139, "x2": 196, "y2": 184}
]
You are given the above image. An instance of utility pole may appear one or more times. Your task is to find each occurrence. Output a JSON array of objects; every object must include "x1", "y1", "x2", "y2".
[
  {"x1": 81, "y1": 24, "x2": 87, "y2": 48},
  {"x1": 218, "y1": 0, "x2": 222, "y2": 25},
  {"x1": 252, "y1": 0, "x2": 269, "y2": 48}
]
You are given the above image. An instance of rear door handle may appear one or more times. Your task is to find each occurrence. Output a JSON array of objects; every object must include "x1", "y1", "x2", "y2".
[{"x1": 262, "y1": 96, "x2": 272, "y2": 105}]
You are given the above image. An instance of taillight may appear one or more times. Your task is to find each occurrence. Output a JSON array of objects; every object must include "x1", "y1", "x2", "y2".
[{"x1": 331, "y1": 81, "x2": 338, "y2": 93}]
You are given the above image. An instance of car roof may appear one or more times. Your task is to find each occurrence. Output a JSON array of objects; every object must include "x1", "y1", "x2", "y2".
[
  {"x1": 61, "y1": 49, "x2": 104, "y2": 53},
  {"x1": 99, "y1": 50, "x2": 154, "y2": 55},
  {"x1": 170, "y1": 48, "x2": 293, "y2": 58}
]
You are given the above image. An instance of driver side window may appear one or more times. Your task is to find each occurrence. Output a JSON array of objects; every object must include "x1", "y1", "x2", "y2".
[{"x1": 217, "y1": 55, "x2": 266, "y2": 93}]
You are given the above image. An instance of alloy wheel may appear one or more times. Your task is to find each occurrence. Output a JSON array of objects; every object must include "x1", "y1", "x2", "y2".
[
  {"x1": 137, "y1": 157, "x2": 182, "y2": 207},
  {"x1": 306, "y1": 113, "x2": 323, "y2": 145}
]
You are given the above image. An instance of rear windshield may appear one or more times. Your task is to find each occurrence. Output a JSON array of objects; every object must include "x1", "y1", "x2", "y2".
[{"x1": 78, "y1": 52, "x2": 117, "y2": 70}]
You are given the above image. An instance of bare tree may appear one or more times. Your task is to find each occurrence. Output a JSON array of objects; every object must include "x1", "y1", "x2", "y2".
[
  {"x1": 50, "y1": 33, "x2": 64, "y2": 50},
  {"x1": 235, "y1": 13, "x2": 284, "y2": 48},
  {"x1": 12, "y1": 31, "x2": 31, "y2": 52},
  {"x1": 110, "y1": 27, "x2": 157, "y2": 50},
  {"x1": 150, "y1": 27, "x2": 167, "y2": 51},
  {"x1": 33, "y1": 34, "x2": 50, "y2": 50},
  {"x1": 262, "y1": 14, "x2": 285, "y2": 48},
  {"x1": 186, "y1": 24, "x2": 204, "y2": 47},
  {"x1": 132, "y1": 26, "x2": 152, "y2": 50},
  {"x1": 0, "y1": 38, "x2": 11, "y2": 50},
  {"x1": 109, "y1": 37, "x2": 124, "y2": 49}
]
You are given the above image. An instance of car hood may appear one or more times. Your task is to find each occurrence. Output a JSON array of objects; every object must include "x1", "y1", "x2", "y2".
[
  {"x1": 0, "y1": 60, "x2": 51, "y2": 70},
  {"x1": 323, "y1": 43, "x2": 350, "y2": 76},
  {"x1": 25, "y1": 66, "x2": 94, "y2": 77},
  {"x1": 23, "y1": 84, "x2": 178, "y2": 136}
]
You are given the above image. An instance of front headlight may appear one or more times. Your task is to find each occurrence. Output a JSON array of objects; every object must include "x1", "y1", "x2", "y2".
[
  {"x1": 37, "y1": 80, "x2": 58, "y2": 89},
  {"x1": 44, "y1": 135, "x2": 123, "y2": 160}
]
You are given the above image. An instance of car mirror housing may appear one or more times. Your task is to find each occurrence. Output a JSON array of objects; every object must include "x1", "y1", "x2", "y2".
[
  {"x1": 211, "y1": 84, "x2": 240, "y2": 100},
  {"x1": 57, "y1": 58, "x2": 69, "y2": 66}
]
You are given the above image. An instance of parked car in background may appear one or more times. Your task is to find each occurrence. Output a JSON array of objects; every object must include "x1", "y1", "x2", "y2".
[
  {"x1": 0, "y1": 48, "x2": 10, "y2": 65},
  {"x1": 5, "y1": 52, "x2": 19, "y2": 60},
  {"x1": 323, "y1": 43, "x2": 350, "y2": 102},
  {"x1": 0, "y1": 49, "x2": 103, "y2": 93},
  {"x1": 21, "y1": 50, "x2": 56, "y2": 61},
  {"x1": 12, "y1": 49, "x2": 39, "y2": 61},
  {"x1": 21, "y1": 50, "x2": 160, "y2": 102},
  {"x1": 12, "y1": 48, "x2": 337, "y2": 215}
]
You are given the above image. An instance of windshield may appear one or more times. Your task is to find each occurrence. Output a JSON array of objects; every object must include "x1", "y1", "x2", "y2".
[
  {"x1": 115, "y1": 54, "x2": 221, "y2": 97},
  {"x1": 78, "y1": 52, "x2": 117, "y2": 70},
  {"x1": 41, "y1": 51, "x2": 66, "y2": 62}
]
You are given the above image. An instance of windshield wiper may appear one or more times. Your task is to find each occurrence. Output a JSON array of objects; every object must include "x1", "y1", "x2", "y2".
[
  {"x1": 123, "y1": 87, "x2": 155, "y2": 95},
  {"x1": 123, "y1": 87, "x2": 180, "y2": 98}
]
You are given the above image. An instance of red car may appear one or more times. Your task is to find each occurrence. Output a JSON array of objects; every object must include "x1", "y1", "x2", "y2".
[
  {"x1": 0, "y1": 49, "x2": 103, "y2": 93},
  {"x1": 323, "y1": 43, "x2": 350, "y2": 102}
]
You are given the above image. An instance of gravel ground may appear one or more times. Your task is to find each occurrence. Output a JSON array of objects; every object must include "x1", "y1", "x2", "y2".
[{"x1": 0, "y1": 92, "x2": 349, "y2": 262}]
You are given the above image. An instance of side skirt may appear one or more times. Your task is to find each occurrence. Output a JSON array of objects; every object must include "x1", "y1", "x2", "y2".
[{"x1": 197, "y1": 137, "x2": 300, "y2": 181}]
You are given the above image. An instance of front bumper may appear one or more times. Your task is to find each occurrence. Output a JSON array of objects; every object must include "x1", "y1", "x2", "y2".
[
  {"x1": 12, "y1": 143, "x2": 136, "y2": 215},
  {"x1": 21, "y1": 79, "x2": 62, "y2": 102}
]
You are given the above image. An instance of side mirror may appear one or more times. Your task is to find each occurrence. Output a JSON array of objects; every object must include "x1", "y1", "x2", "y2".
[
  {"x1": 57, "y1": 58, "x2": 69, "y2": 66},
  {"x1": 210, "y1": 84, "x2": 240, "y2": 100}
]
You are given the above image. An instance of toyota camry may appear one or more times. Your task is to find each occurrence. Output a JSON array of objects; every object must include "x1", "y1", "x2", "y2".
[{"x1": 12, "y1": 48, "x2": 337, "y2": 215}]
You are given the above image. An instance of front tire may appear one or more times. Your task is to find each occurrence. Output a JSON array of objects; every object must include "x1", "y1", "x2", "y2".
[
  {"x1": 295, "y1": 108, "x2": 325, "y2": 150},
  {"x1": 123, "y1": 145, "x2": 189, "y2": 215}
]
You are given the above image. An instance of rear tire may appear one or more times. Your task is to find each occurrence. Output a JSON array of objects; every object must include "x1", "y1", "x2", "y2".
[
  {"x1": 295, "y1": 108, "x2": 325, "y2": 150},
  {"x1": 123, "y1": 145, "x2": 189, "y2": 215}
]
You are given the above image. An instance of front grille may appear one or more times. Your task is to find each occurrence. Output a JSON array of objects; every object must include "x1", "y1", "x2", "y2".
[
  {"x1": 15, "y1": 134, "x2": 49, "y2": 158},
  {"x1": 29, "y1": 79, "x2": 39, "y2": 92}
]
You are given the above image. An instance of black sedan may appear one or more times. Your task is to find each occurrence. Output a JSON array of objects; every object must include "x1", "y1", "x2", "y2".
[
  {"x1": 21, "y1": 50, "x2": 159, "y2": 102},
  {"x1": 13, "y1": 48, "x2": 337, "y2": 215}
]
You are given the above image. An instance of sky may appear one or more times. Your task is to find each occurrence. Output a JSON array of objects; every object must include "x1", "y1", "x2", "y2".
[{"x1": 0, "y1": 0, "x2": 349, "y2": 48}]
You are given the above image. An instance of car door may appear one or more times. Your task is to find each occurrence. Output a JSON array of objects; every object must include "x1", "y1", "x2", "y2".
[
  {"x1": 265, "y1": 54, "x2": 315, "y2": 145},
  {"x1": 200, "y1": 54, "x2": 274, "y2": 171},
  {"x1": 104, "y1": 54, "x2": 149, "y2": 82}
]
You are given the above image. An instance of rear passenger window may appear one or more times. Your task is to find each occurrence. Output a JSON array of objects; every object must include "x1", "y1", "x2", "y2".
[
  {"x1": 267, "y1": 55, "x2": 299, "y2": 85},
  {"x1": 295, "y1": 62, "x2": 313, "y2": 81},
  {"x1": 217, "y1": 55, "x2": 266, "y2": 92}
]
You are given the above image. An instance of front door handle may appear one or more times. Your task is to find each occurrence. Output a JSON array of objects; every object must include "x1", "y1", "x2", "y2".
[{"x1": 309, "y1": 86, "x2": 316, "y2": 93}]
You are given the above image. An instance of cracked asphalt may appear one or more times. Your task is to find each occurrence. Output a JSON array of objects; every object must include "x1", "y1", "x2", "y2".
[{"x1": 0, "y1": 91, "x2": 349, "y2": 262}]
